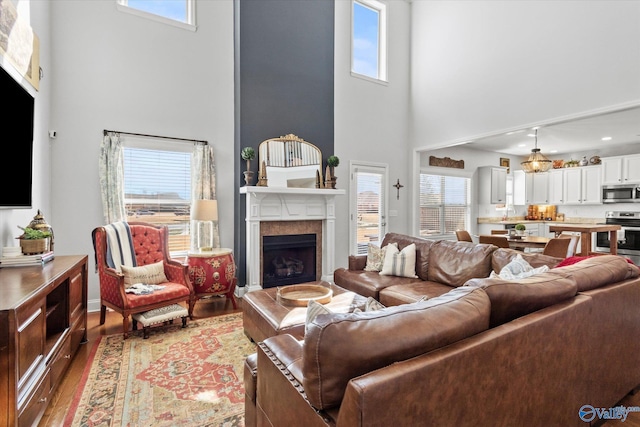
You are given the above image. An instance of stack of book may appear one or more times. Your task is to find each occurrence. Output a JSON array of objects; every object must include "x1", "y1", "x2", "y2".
[{"x1": 0, "y1": 250, "x2": 55, "y2": 268}]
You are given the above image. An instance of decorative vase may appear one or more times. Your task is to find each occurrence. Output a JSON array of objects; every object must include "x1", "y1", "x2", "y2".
[
  {"x1": 243, "y1": 170, "x2": 254, "y2": 186},
  {"x1": 516, "y1": 230, "x2": 525, "y2": 236},
  {"x1": 579, "y1": 156, "x2": 588, "y2": 166}
]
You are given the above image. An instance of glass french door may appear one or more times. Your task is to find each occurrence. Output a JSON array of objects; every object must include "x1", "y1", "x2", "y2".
[{"x1": 350, "y1": 162, "x2": 388, "y2": 255}]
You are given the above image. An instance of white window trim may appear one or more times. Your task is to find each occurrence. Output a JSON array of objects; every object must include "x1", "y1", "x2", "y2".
[
  {"x1": 351, "y1": 0, "x2": 388, "y2": 84},
  {"x1": 349, "y1": 161, "x2": 389, "y2": 255},
  {"x1": 116, "y1": 0, "x2": 197, "y2": 32}
]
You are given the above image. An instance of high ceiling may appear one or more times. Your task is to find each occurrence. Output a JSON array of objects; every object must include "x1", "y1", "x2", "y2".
[{"x1": 464, "y1": 106, "x2": 640, "y2": 157}]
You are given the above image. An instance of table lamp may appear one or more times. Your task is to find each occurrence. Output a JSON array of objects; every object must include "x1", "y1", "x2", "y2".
[{"x1": 191, "y1": 199, "x2": 218, "y2": 252}]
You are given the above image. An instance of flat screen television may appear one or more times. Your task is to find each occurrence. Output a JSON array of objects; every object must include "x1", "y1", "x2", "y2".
[{"x1": 1, "y1": 63, "x2": 34, "y2": 209}]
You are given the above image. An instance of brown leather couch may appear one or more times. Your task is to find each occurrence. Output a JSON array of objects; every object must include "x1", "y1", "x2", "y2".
[
  {"x1": 333, "y1": 232, "x2": 563, "y2": 304},
  {"x1": 246, "y1": 233, "x2": 640, "y2": 426}
]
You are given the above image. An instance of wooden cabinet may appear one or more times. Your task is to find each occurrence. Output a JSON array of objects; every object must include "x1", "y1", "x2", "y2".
[
  {"x1": 0, "y1": 255, "x2": 87, "y2": 427},
  {"x1": 478, "y1": 166, "x2": 507, "y2": 204},
  {"x1": 602, "y1": 154, "x2": 640, "y2": 184}
]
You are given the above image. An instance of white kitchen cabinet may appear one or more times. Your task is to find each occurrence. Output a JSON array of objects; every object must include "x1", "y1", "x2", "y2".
[
  {"x1": 602, "y1": 154, "x2": 640, "y2": 185},
  {"x1": 478, "y1": 166, "x2": 507, "y2": 204},
  {"x1": 530, "y1": 172, "x2": 549, "y2": 204},
  {"x1": 563, "y1": 165, "x2": 602, "y2": 204},
  {"x1": 548, "y1": 169, "x2": 565, "y2": 204},
  {"x1": 512, "y1": 170, "x2": 548, "y2": 205}
]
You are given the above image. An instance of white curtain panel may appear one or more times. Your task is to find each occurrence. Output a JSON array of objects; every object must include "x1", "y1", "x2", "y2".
[
  {"x1": 98, "y1": 133, "x2": 127, "y2": 224},
  {"x1": 191, "y1": 143, "x2": 220, "y2": 249}
]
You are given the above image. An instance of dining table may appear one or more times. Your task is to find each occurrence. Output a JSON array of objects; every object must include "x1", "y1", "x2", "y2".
[
  {"x1": 548, "y1": 223, "x2": 621, "y2": 256},
  {"x1": 505, "y1": 235, "x2": 550, "y2": 251}
]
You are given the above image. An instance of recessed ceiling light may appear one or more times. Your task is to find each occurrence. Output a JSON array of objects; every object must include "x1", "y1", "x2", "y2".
[
  {"x1": 549, "y1": 150, "x2": 558, "y2": 153},
  {"x1": 601, "y1": 136, "x2": 612, "y2": 141},
  {"x1": 518, "y1": 143, "x2": 527, "y2": 147},
  {"x1": 527, "y1": 133, "x2": 536, "y2": 137}
]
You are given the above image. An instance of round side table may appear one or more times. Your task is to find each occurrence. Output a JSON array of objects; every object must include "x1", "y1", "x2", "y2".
[{"x1": 187, "y1": 248, "x2": 237, "y2": 309}]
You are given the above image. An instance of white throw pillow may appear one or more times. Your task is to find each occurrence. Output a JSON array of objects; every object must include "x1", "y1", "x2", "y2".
[
  {"x1": 121, "y1": 261, "x2": 167, "y2": 288},
  {"x1": 364, "y1": 242, "x2": 397, "y2": 272},
  {"x1": 305, "y1": 299, "x2": 332, "y2": 335},
  {"x1": 353, "y1": 296, "x2": 387, "y2": 313},
  {"x1": 490, "y1": 254, "x2": 549, "y2": 280},
  {"x1": 379, "y1": 243, "x2": 418, "y2": 278}
]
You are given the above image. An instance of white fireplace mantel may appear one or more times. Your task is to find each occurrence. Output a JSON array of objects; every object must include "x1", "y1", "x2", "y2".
[{"x1": 240, "y1": 186, "x2": 345, "y2": 293}]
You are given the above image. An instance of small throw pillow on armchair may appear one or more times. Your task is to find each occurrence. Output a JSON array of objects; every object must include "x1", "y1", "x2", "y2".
[
  {"x1": 379, "y1": 243, "x2": 418, "y2": 278},
  {"x1": 121, "y1": 261, "x2": 167, "y2": 288}
]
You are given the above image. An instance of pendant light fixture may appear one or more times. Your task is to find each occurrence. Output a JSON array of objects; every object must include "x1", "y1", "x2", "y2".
[{"x1": 520, "y1": 129, "x2": 552, "y2": 173}]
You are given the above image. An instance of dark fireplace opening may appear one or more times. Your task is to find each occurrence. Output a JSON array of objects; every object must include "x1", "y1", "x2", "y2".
[{"x1": 262, "y1": 233, "x2": 316, "y2": 288}]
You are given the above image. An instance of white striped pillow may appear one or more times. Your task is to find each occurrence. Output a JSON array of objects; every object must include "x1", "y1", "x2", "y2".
[{"x1": 379, "y1": 243, "x2": 418, "y2": 278}]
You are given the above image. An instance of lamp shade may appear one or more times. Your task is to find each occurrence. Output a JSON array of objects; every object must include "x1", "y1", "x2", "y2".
[{"x1": 191, "y1": 199, "x2": 218, "y2": 221}]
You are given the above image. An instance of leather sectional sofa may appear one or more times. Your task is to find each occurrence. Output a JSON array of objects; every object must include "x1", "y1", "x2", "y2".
[{"x1": 246, "y1": 232, "x2": 640, "y2": 426}]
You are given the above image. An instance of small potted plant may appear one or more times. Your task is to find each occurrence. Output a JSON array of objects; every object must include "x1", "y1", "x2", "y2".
[
  {"x1": 241, "y1": 147, "x2": 256, "y2": 186},
  {"x1": 326, "y1": 155, "x2": 340, "y2": 189},
  {"x1": 515, "y1": 223, "x2": 526, "y2": 236},
  {"x1": 17, "y1": 226, "x2": 52, "y2": 254}
]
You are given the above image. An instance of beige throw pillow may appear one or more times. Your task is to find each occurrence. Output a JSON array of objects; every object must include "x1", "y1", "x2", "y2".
[
  {"x1": 121, "y1": 261, "x2": 167, "y2": 288},
  {"x1": 379, "y1": 243, "x2": 418, "y2": 278},
  {"x1": 364, "y1": 242, "x2": 397, "y2": 272},
  {"x1": 305, "y1": 300, "x2": 332, "y2": 335}
]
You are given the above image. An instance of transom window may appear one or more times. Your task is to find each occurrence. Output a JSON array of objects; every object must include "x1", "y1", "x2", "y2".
[
  {"x1": 419, "y1": 174, "x2": 470, "y2": 238},
  {"x1": 352, "y1": 0, "x2": 387, "y2": 82},
  {"x1": 116, "y1": 0, "x2": 196, "y2": 31}
]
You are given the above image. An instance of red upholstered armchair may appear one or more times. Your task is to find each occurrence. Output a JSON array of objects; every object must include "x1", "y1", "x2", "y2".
[{"x1": 92, "y1": 222, "x2": 194, "y2": 338}]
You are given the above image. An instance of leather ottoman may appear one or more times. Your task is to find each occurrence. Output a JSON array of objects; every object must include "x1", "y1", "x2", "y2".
[{"x1": 242, "y1": 281, "x2": 367, "y2": 342}]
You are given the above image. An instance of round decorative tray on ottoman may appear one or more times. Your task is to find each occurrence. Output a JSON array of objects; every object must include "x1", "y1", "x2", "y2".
[{"x1": 277, "y1": 284, "x2": 333, "y2": 306}]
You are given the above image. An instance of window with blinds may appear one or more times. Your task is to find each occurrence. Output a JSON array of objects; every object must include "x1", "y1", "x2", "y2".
[
  {"x1": 123, "y1": 142, "x2": 192, "y2": 254},
  {"x1": 419, "y1": 174, "x2": 470, "y2": 238}
]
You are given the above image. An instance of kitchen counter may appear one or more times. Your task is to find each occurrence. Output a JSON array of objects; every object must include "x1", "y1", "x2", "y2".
[{"x1": 477, "y1": 217, "x2": 602, "y2": 225}]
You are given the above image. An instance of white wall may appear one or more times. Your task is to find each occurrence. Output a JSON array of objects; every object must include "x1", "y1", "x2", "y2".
[
  {"x1": 410, "y1": 1, "x2": 640, "y2": 149},
  {"x1": 333, "y1": 0, "x2": 412, "y2": 268},
  {"x1": 47, "y1": 1, "x2": 235, "y2": 309},
  {"x1": 0, "y1": 1, "x2": 52, "y2": 249}
]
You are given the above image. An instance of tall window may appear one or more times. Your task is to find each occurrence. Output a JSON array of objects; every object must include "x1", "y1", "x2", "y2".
[
  {"x1": 117, "y1": 0, "x2": 196, "y2": 30},
  {"x1": 123, "y1": 138, "x2": 192, "y2": 254},
  {"x1": 419, "y1": 174, "x2": 470, "y2": 238},
  {"x1": 352, "y1": 0, "x2": 387, "y2": 82},
  {"x1": 350, "y1": 163, "x2": 387, "y2": 255}
]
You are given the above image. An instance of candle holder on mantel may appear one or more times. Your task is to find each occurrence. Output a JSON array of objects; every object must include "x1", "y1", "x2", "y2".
[{"x1": 257, "y1": 160, "x2": 268, "y2": 187}]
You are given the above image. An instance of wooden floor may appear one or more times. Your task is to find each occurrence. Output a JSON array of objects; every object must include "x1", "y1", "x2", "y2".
[
  {"x1": 37, "y1": 294, "x2": 640, "y2": 427},
  {"x1": 37, "y1": 296, "x2": 243, "y2": 427}
]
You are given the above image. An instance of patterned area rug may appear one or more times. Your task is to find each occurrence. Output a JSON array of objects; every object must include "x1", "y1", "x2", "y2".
[{"x1": 65, "y1": 312, "x2": 255, "y2": 426}]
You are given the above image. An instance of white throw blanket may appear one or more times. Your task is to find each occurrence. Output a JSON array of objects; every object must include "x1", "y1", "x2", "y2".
[
  {"x1": 104, "y1": 222, "x2": 137, "y2": 272},
  {"x1": 125, "y1": 283, "x2": 166, "y2": 295}
]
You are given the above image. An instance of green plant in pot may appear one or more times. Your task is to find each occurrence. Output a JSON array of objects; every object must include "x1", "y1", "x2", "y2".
[
  {"x1": 326, "y1": 155, "x2": 340, "y2": 189},
  {"x1": 17, "y1": 226, "x2": 52, "y2": 254},
  {"x1": 241, "y1": 147, "x2": 256, "y2": 186},
  {"x1": 515, "y1": 223, "x2": 526, "y2": 236}
]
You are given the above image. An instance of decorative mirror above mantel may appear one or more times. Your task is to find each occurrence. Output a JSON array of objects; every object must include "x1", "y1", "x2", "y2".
[{"x1": 257, "y1": 134, "x2": 323, "y2": 188}]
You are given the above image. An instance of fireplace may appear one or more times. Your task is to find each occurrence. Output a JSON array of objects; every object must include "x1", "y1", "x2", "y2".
[
  {"x1": 262, "y1": 233, "x2": 316, "y2": 287},
  {"x1": 240, "y1": 186, "x2": 345, "y2": 293}
]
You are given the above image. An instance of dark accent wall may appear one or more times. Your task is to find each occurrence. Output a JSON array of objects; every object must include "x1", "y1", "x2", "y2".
[{"x1": 234, "y1": 0, "x2": 335, "y2": 287}]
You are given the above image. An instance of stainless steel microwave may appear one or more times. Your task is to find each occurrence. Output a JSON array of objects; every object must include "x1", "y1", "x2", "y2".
[{"x1": 602, "y1": 184, "x2": 640, "y2": 203}]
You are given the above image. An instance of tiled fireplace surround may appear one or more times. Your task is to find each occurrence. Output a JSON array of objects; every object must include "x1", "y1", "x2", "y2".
[{"x1": 239, "y1": 186, "x2": 345, "y2": 293}]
